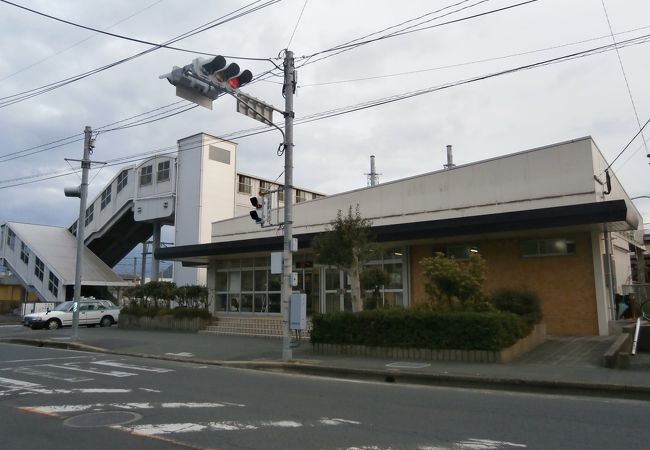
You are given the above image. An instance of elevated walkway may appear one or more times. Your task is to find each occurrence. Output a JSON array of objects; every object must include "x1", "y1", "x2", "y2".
[{"x1": 0, "y1": 222, "x2": 129, "y2": 303}]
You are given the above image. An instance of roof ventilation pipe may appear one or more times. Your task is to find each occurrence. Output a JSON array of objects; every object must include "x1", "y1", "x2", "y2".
[{"x1": 444, "y1": 144, "x2": 455, "y2": 170}]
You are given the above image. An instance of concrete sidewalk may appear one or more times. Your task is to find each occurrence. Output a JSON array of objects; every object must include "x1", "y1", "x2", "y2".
[{"x1": 2, "y1": 326, "x2": 650, "y2": 400}]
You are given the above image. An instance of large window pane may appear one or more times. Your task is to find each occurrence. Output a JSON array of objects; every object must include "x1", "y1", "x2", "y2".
[
  {"x1": 228, "y1": 294, "x2": 240, "y2": 312},
  {"x1": 385, "y1": 263, "x2": 403, "y2": 289},
  {"x1": 228, "y1": 272, "x2": 241, "y2": 293},
  {"x1": 268, "y1": 294, "x2": 281, "y2": 313},
  {"x1": 325, "y1": 268, "x2": 340, "y2": 290},
  {"x1": 241, "y1": 270, "x2": 254, "y2": 291},
  {"x1": 254, "y1": 270, "x2": 267, "y2": 291},
  {"x1": 240, "y1": 294, "x2": 253, "y2": 312},
  {"x1": 254, "y1": 294, "x2": 268, "y2": 312},
  {"x1": 215, "y1": 294, "x2": 227, "y2": 311},
  {"x1": 215, "y1": 272, "x2": 227, "y2": 291},
  {"x1": 269, "y1": 273, "x2": 281, "y2": 291}
]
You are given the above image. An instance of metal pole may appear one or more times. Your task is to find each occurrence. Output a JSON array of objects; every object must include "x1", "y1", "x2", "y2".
[
  {"x1": 141, "y1": 241, "x2": 148, "y2": 285},
  {"x1": 281, "y1": 50, "x2": 295, "y2": 361},
  {"x1": 151, "y1": 223, "x2": 161, "y2": 282},
  {"x1": 71, "y1": 126, "x2": 92, "y2": 339}
]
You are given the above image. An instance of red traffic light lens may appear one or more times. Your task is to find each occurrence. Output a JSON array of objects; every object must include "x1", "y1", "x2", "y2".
[{"x1": 229, "y1": 78, "x2": 240, "y2": 89}]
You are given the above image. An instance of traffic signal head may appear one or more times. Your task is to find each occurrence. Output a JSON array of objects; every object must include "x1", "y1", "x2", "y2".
[
  {"x1": 249, "y1": 196, "x2": 265, "y2": 224},
  {"x1": 228, "y1": 69, "x2": 253, "y2": 89},
  {"x1": 200, "y1": 56, "x2": 226, "y2": 76}
]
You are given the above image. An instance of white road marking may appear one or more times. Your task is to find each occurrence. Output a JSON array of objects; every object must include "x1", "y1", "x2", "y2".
[
  {"x1": 386, "y1": 362, "x2": 431, "y2": 369},
  {"x1": 138, "y1": 388, "x2": 161, "y2": 393},
  {"x1": 453, "y1": 439, "x2": 526, "y2": 449},
  {"x1": 319, "y1": 418, "x2": 362, "y2": 425},
  {"x1": 0, "y1": 356, "x2": 88, "y2": 363},
  {"x1": 44, "y1": 364, "x2": 136, "y2": 378},
  {"x1": 116, "y1": 417, "x2": 362, "y2": 436},
  {"x1": 90, "y1": 360, "x2": 173, "y2": 373},
  {"x1": 24, "y1": 401, "x2": 240, "y2": 414},
  {"x1": 0, "y1": 376, "x2": 41, "y2": 388},
  {"x1": 13, "y1": 367, "x2": 92, "y2": 382},
  {"x1": 164, "y1": 352, "x2": 194, "y2": 357}
]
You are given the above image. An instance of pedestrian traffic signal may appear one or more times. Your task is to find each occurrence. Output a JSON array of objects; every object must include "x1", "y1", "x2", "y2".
[{"x1": 249, "y1": 195, "x2": 271, "y2": 226}]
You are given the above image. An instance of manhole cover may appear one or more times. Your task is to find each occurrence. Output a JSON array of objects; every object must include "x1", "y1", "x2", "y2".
[{"x1": 64, "y1": 411, "x2": 142, "y2": 428}]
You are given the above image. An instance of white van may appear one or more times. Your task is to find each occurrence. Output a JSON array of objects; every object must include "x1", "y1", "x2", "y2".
[{"x1": 23, "y1": 299, "x2": 120, "y2": 330}]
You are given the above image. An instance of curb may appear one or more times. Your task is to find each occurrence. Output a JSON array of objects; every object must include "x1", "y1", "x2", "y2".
[{"x1": 3, "y1": 337, "x2": 650, "y2": 401}]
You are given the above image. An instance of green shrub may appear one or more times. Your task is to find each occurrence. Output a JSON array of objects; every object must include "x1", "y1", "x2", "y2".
[
  {"x1": 310, "y1": 309, "x2": 527, "y2": 351},
  {"x1": 121, "y1": 304, "x2": 212, "y2": 320},
  {"x1": 491, "y1": 288, "x2": 542, "y2": 327}
]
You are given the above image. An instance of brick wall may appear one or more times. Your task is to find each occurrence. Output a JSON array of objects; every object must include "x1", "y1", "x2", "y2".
[{"x1": 409, "y1": 232, "x2": 598, "y2": 335}]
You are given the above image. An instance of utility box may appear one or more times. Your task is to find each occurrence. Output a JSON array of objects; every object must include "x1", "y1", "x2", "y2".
[
  {"x1": 271, "y1": 252, "x2": 282, "y2": 274},
  {"x1": 289, "y1": 293, "x2": 306, "y2": 330}
]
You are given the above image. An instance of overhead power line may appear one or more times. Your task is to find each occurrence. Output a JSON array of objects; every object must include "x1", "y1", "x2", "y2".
[
  {"x1": 0, "y1": 0, "x2": 271, "y2": 62},
  {"x1": 0, "y1": 0, "x2": 281, "y2": 109},
  {"x1": 298, "y1": 0, "x2": 537, "y2": 66},
  {"x1": 3, "y1": 29, "x2": 650, "y2": 189},
  {"x1": 0, "y1": 0, "x2": 164, "y2": 82}
]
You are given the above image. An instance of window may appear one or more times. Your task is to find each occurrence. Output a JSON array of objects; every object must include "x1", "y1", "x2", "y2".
[
  {"x1": 6, "y1": 228, "x2": 15, "y2": 250},
  {"x1": 140, "y1": 165, "x2": 153, "y2": 186},
  {"x1": 34, "y1": 257, "x2": 44, "y2": 281},
  {"x1": 20, "y1": 243, "x2": 30, "y2": 264},
  {"x1": 100, "y1": 185, "x2": 111, "y2": 210},
  {"x1": 48, "y1": 271, "x2": 59, "y2": 297},
  {"x1": 277, "y1": 185, "x2": 284, "y2": 202},
  {"x1": 445, "y1": 245, "x2": 479, "y2": 261},
  {"x1": 296, "y1": 189, "x2": 307, "y2": 203},
  {"x1": 85, "y1": 204, "x2": 94, "y2": 226},
  {"x1": 238, "y1": 175, "x2": 251, "y2": 194},
  {"x1": 116, "y1": 170, "x2": 128, "y2": 193},
  {"x1": 70, "y1": 221, "x2": 77, "y2": 237},
  {"x1": 157, "y1": 161, "x2": 170, "y2": 182},
  {"x1": 521, "y1": 238, "x2": 576, "y2": 257},
  {"x1": 259, "y1": 180, "x2": 272, "y2": 194}
]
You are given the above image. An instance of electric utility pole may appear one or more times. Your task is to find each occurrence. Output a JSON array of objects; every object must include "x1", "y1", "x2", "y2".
[
  {"x1": 70, "y1": 126, "x2": 93, "y2": 339},
  {"x1": 281, "y1": 50, "x2": 295, "y2": 361}
]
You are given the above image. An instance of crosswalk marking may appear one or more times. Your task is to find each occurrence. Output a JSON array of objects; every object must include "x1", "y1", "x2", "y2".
[
  {"x1": 114, "y1": 417, "x2": 364, "y2": 436},
  {"x1": 44, "y1": 364, "x2": 136, "y2": 378},
  {"x1": 23, "y1": 402, "x2": 239, "y2": 414},
  {"x1": 90, "y1": 360, "x2": 174, "y2": 373}
]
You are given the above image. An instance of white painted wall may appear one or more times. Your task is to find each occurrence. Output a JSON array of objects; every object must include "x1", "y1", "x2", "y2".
[
  {"x1": 213, "y1": 137, "x2": 628, "y2": 242},
  {"x1": 174, "y1": 134, "x2": 237, "y2": 286}
]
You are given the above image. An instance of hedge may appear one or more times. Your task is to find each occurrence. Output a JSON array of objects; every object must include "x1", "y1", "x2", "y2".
[
  {"x1": 121, "y1": 305, "x2": 212, "y2": 320},
  {"x1": 310, "y1": 309, "x2": 528, "y2": 351}
]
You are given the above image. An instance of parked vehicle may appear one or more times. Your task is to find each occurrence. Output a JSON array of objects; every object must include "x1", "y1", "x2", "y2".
[{"x1": 23, "y1": 299, "x2": 120, "y2": 330}]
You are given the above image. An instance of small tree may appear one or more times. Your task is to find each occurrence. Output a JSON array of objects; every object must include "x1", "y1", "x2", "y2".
[
  {"x1": 312, "y1": 206, "x2": 374, "y2": 312},
  {"x1": 420, "y1": 252, "x2": 486, "y2": 308},
  {"x1": 176, "y1": 285, "x2": 209, "y2": 309},
  {"x1": 361, "y1": 267, "x2": 390, "y2": 309}
]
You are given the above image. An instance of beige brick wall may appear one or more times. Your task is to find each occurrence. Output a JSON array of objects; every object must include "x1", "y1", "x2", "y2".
[{"x1": 409, "y1": 232, "x2": 598, "y2": 335}]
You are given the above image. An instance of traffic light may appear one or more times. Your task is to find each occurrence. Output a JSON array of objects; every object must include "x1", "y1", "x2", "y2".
[
  {"x1": 249, "y1": 195, "x2": 271, "y2": 226},
  {"x1": 194, "y1": 56, "x2": 253, "y2": 90}
]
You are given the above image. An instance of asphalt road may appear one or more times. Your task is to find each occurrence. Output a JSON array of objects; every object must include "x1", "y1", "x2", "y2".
[{"x1": 1, "y1": 341, "x2": 649, "y2": 450}]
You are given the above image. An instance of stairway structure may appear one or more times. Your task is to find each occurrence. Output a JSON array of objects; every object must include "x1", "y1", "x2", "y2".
[{"x1": 201, "y1": 315, "x2": 311, "y2": 340}]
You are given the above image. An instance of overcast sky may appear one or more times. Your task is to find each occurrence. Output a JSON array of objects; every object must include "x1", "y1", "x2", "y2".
[{"x1": 1, "y1": 0, "x2": 650, "y2": 254}]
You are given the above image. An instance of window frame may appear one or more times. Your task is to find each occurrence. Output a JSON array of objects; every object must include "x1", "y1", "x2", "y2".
[
  {"x1": 6, "y1": 228, "x2": 15, "y2": 250},
  {"x1": 520, "y1": 237, "x2": 576, "y2": 258},
  {"x1": 34, "y1": 257, "x2": 44, "y2": 282},
  {"x1": 20, "y1": 242, "x2": 30, "y2": 264},
  {"x1": 85, "y1": 204, "x2": 94, "y2": 226},
  {"x1": 48, "y1": 271, "x2": 59, "y2": 297},
  {"x1": 116, "y1": 170, "x2": 128, "y2": 193},
  {"x1": 295, "y1": 189, "x2": 307, "y2": 203},
  {"x1": 139, "y1": 165, "x2": 153, "y2": 186},
  {"x1": 100, "y1": 185, "x2": 112, "y2": 210},
  {"x1": 238, "y1": 175, "x2": 252, "y2": 194},
  {"x1": 157, "y1": 160, "x2": 170, "y2": 183}
]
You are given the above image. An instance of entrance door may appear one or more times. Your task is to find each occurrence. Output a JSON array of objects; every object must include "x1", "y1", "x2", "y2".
[{"x1": 323, "y1": 268, "x2": 352, "y2": 313}]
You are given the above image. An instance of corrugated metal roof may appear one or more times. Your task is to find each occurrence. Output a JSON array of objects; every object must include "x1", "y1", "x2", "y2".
[{"x1": 7, "y1": 222, "x2": 128, "y2": 286}]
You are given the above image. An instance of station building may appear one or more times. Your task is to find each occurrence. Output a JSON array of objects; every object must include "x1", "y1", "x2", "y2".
[{"x1": 157, "y1": 137, "x2": 645, "y2": 336}]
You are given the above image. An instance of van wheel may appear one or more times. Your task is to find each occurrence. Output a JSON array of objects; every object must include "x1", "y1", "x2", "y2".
[
  {"x1": 46, "y1": 319, "x2": 61, "y2": 330},
  {"x1": 100, "y1": 316, "x2": 113, "y2": 327}
]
